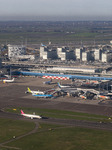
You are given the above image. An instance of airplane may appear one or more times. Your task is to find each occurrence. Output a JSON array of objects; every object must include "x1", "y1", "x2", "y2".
[
  {"x1": 3, "y1": 78, "x2": 15, "y2": 83},
  {"x1": 32, "y1": 89, "x2": 58, "y2": 98},
  {"x1": 57, "y1": 83, "x2": 86, "y2": 96},
  {"x1": 32, "y1": 93, "x2": 54, "y2": 98},
  {"x1": 57, "y1": 82, "x2": 77, "y2": 90},
  {"x1": 21, "y1": 110, "x2": 42, "y2": 119},
  {"x1": 25, "y1": 87, "x2": 45, "y2": 95},
  {"x1": 57, "y1": 82, "x2": 71, "y2": 88},
  {"x1": 43, "y1": 79, "x2": 52, "y2": 85},
  {"x1": 26, "y1": 87, "x2": 55, "y2": 95}
]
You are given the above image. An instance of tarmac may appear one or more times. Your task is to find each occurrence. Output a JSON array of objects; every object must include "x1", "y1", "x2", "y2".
[
  {"x1": 0, "y1": 76, "x2": 112, "y2": 114},
  {"x1": 1, "y1": 77, "x2": 112, "y2": 130}
]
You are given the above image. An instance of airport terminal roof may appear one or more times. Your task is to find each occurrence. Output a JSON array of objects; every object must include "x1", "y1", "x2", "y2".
[{"x1": 13, "y1": 71, "x2": 112, "y2": 81}]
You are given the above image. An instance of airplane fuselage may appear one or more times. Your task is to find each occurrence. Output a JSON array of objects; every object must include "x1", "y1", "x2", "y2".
[
  {"x1": 30, "y1": 90, "x2": 44, "y2": 95},
  {"x1": 3, "y1": 78, "x2": 14, "y2": 83},
  {"x1": 26, "y1": 88, "x2": 44, "y2": 95},
  {"x1": 22, "y1": 113, "x2": 41, "y2": 119},
  {"x1": 32, "y1": 94, "x2": 53, "y2": 98}
]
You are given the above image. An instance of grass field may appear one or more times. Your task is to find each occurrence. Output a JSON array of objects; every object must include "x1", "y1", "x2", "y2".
[
  {"x1": 0, "y1": 21, "x2": 112, "y2": 45},
  {"x1": 5, "y1": 123, "x2": 112, "y2": 150},
  {"x1": 0, "y1": 30, "x2": 109, "y2": 45},
  {"x1": 0, "y1": 118, "x2": 35, "y2": 143},
  {"x1": 1, "y1": 108, "x2": 112, "y2": 150}
]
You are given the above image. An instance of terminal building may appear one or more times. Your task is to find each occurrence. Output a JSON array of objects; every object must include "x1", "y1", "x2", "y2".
[{"x1": 46, "y1": 67, "x2": 96, "y2": 74}]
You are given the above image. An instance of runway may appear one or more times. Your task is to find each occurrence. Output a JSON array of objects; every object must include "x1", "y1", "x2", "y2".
[{"x1": 0, "y1": 109, "x2": 112, "y2": 131}]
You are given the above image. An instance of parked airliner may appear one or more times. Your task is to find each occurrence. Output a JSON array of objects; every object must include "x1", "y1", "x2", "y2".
[
  {"x1": 32, "y1": 93, "x2": 54, "y2": 98},
  {"x1": 21, "y1": 110, "x2": 42, "y2": 119},
  {"x1": 57, "y1": 82, "x2": 72, "y2": 88},
  {"x1": 3, "y1": 78, "x2": 14, "y2": 83},
  {"x1": 26, "y1": 87, "x2": 55, "y2": 95},
  {"x1": 25, "y1": 87, "x2": 45, "y2": 95}
]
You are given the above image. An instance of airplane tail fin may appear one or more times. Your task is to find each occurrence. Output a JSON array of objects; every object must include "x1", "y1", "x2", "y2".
[
  {"x1": 3, "y1": 81, "x2": 6, "y2": 84},
  {"x1": 57, "y1": 82, "x2": 61, "y2": 88},
  {"x1": 27, "y1": 87, "x2": 32, "y2": 93},
  {"x1": 21, "y1": 110, "x2": 24, "y2": 115}
]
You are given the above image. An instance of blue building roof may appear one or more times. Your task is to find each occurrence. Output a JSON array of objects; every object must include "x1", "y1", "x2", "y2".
[{"x1": 14, "y1": 71, "x2": 112, "y2": 81}]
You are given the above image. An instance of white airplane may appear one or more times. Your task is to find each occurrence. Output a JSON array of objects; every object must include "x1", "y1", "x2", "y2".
[
  {"x1": 3, "y1": 78, "x2": 15, "y2": 83},
  {"x1": 26, "y1": 87, "x2": 55, "y2": 95},
  {"x1": 57, "y1": 82, "x2": 76, "y2": 88},
  {"x1": 57, "y1": 82, "x2": 71, "y2": 88},
  {"x1": 25, "y1": 87, "x2": 45, "y2": 95},
  {"x1": 21, "y1": 110, "x2": 42, "y2": 119}
]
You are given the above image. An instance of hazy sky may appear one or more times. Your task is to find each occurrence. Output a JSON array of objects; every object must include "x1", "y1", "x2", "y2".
[{"x1": 0, "y1": 0, "x2": 112, "y2": 21}]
